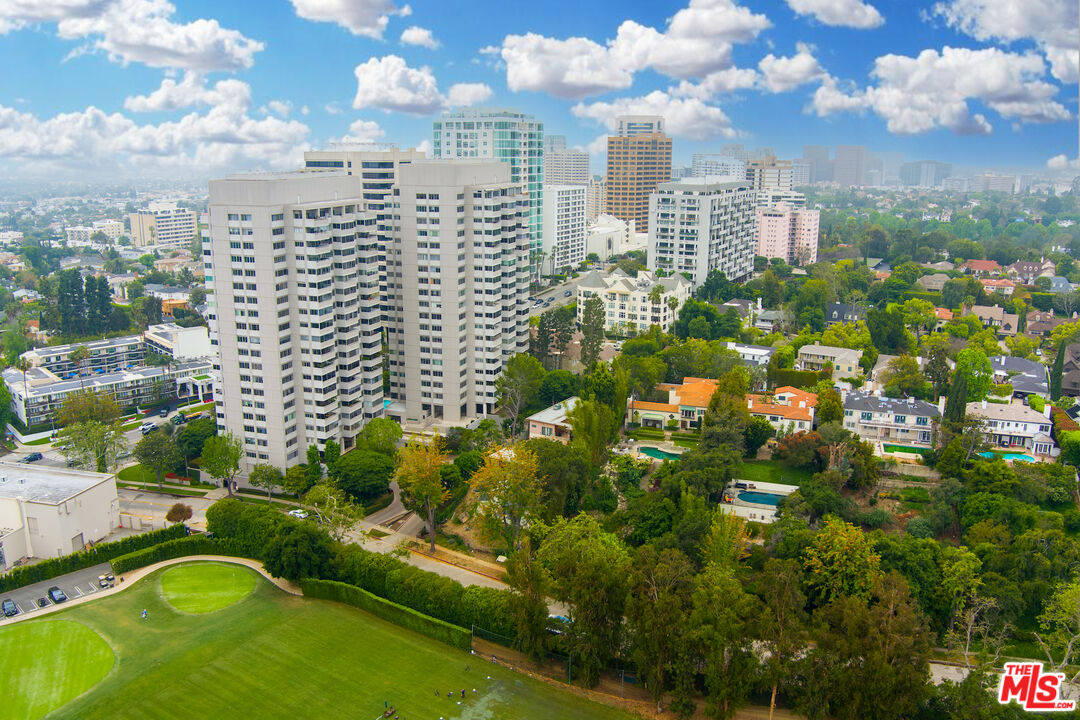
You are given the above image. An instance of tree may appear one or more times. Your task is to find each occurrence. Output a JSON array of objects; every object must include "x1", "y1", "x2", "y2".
[
  {"x1": 165, "y1": 503, "x2": 193, "y2": 524},
  {"x1": 355, "y1": 417, "x2": 402, "y2": 456},
  {"x1": 305, "y1": 444, "x2": 323, "y2": 488},
  {"x1": 866, "y1": 307, "x2": 911, "y2": 355},
  {"x1": 537, "y1": 369, "x2": 577, "y2": 407},
  {"x1": 625, "y1": 546, "x2": 695, "y2": 712},
  {"x1": 322, "y1": 440, "x2": 341, "y2": 477},
  {"x1": 56, "y1": 390, "x2": 120, "y2": 427},
  {"x1": 566, "y1": 397, "x2": 614, "y2": 467},
  {"x1": 761, "y1": 269, "x2": 784, "y2": 309},
  {"x1": 881, "y1": 355, "x2": 928, "y2": 399},
  {"x1": 394, "y1": 436, "x2": 449, "y2": 552},
  {"x1": 760, "y1": 558, "x2": 809, "y2": 720},
  {"x1": 335, "y1": 449, "x2": 394, "y2": 503},
  {"x1": 67, "y1": 345, "x2": 90, "y2": 391},
  {"x1": 700, "y1": 510, "x2": 751, "y2": 569},
  {"x1": 506, "y1": 537, "x2": 551, "y2": 662},
  {"x1": 922, "y1": 337, "x2": 951, "y2": 399},
  {"x1": 954, "y1": 348, "x2": 993, "y2": 402},
  {"x1": 943, "y1": 370, "x2": 968, "y2": 425},
  {"x1": 744, "y1": 416, "x2": 774, "y2": 457},
  {"x1": 283, "y1": 464, "x2": 313, "y2": 498},
  {"x1": 580, "y1": 295, "x2": 605, "y2": 366},
  {"x1": 248, "y1": 463, "x2": 284, "y2": 501},
  {"x1": 816, "y1": 387, "x2": 843, "y2": 424},
  {"x1": 803, "y1": 517, "x2": 883, "y2": 603},
  {"x1": 263, "y1": 522, "x2": 332, "y2": 582},
  {"x1": 58, "y1": 420, "x2": 127, "y2": 473},
  {"x1": 1052, "y1": 340, "x2": 1066, "y2": 401},
  {"x1": 495, "y1": 353, "x2": 546, "y2": 435},
  {"x1": 201, "y1": 432, "x2": 242, "y2": 496},
  {"x1": 1035, "y1": 574, "x2": 1080, "y2": 689},
  {"x1": 176, "y1": 417, "x2": 216, "y2": 460},
  {"x1": 133, "y1": 430, "x2": 182, "y2": 489},
  {"x1": 304, "y1": 482, "x2": 363, "y2": 542},
  {"x1": 467, "y1": 444, "x2": 542, "y2": 552},
  {"x1": 901, "y1": 298, "x2": 937, "y2": 339},
  {"x1": 538, "y1": 515, "x2": 631, "y2": 687}
]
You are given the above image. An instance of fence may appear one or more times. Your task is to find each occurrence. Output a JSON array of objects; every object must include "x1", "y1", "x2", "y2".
[{"x1": 470, "y1": 625, "x2": 648, "y2": 702}]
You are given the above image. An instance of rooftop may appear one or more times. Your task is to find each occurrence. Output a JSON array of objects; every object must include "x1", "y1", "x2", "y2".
[
  {"x1": 967, "y1": 400, "x2": 1051, "y2": 424},
  {"x1": 3, "y1": 358, "x2": 212, "y2": 399},
  {"x1": 526, "y1": 396, "x2": 578, "y2": 426},
  {"x1": 0, "y1": 462, "x2": 114, "y2": 504},
  {"x1": 844, "y1": 391, "x2": 940, "y2": 417}
]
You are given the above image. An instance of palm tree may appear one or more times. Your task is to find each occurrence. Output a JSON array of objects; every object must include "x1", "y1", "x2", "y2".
[
  {"x1": 67, "y1": 346, "x2": 90, "y2": 391},
  {"x1": 14, "y1": 357, "x2": 31, "y2": 424}
]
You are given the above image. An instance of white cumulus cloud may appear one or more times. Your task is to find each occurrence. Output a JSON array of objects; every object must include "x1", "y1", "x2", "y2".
[
  {"x1": 572, "y1": 90, "x2": 736, "y2": 141},
  {"x1": 341, "y1": 119, "x2": 385, "y2": 143},
  {"x1": 758, "y1": 43, "x2": 825, "y2": 92},
  {"x1": 353, "y1": 55, "x2": 493, "y2": 115},
  {"x1": 785, "y1": 0, "x2": 884, "y2": 29},
  {"x1": 931, "y1": 0, "x2": 1079, "y2": 83},
  {"x1": 400, "y1": 25, "x2": 438, "y2": 49},
  {"x1": 810, "y1": 46, "x2": 1071, "y2": 134},
  {"x1": 673, "y1": 67, "x2": 759, "y2": 99},
  {"x1": 490, "y1": 0, "x2": 770, "y2": 99},
  {"x1": 1048, "y1": 154, "x2": 1080, "y2": 170},
  {"x1": 445, "y1": 82, "x2": 492, "y2": 107},
  {"x1": 0, "y1": 0, "x2": 265, "y2": 71},
  {"x1": 289, "y1": 0, "x2": 410, "y2": 38},
  {"x1": 123, "y1": 72, "x2": 250, "y2": 113}
]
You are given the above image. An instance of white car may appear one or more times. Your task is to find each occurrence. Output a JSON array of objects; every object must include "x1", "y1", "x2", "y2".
[{"x1": 287, "y1": 509, "x2": 309, "y2": 519}]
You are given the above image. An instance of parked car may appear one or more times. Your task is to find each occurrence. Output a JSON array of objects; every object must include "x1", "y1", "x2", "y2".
[
  {"x1": 35, "y1": 597, "x2": 48, "y2": 608},
  {"x1": 159, "y1": 408, "x2": 169, "y2": 418},
  {"x1": 47, "y1": 586, "x2": 67, "y2": 603},
  {"x1": 2, "y1": 598, "x2": 16, "y2": 617},
  {"x1": 564, "y1": 289, "x2": 572, "y2": 297},
  {"x1": 98, "y1": 573, "x2": 115, "y2": 588},
  {"x1": 19, "y1": 452, "x2": 43, "y2": 463},
  {"x1": 287, "y1": 509, "x2": 309, "y2": 519},
  {"x1": 140, "y1": 422, "x2": 157, "y2": 436}
]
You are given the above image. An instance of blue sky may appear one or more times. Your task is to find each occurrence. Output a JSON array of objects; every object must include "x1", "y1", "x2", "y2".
[{"x1": 0, "y1": 0, "x2": 1075, "y2": 179}]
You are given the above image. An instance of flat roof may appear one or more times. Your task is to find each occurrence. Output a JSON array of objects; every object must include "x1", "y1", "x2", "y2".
[
  {"x1": 3, "y1": 358, "x2": 212, "y2": 398},
  {"x1": 0, "y1": 462, "x2": 114, "y2": 504},
  {"x1": 527, "y1": 396, "x2": 578, "y2": 425},
  {"x1": 27, "y1": 332, "x2": 143, "y2": 357}
]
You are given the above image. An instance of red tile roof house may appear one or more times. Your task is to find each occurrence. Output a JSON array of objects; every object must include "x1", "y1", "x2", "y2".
[
  {"x1": 747, "y1": 386, "x2": 817, "y2": 434},
  {"x1": 979, "y1": 277, "x2": 1016, "y2": 297},
  {"x1": 962, "y1": 259, "x2": 1002, "y2": 277}
]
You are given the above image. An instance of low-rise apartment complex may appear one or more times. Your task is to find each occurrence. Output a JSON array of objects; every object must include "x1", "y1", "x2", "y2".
[{"x1": 576, "y1": 268, "x2": 692, "y2": 334}]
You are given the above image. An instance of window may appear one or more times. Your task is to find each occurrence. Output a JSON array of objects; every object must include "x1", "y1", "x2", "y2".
[
  {"x1": 895, "y1": 415, "x2": 906, "y2": 424},
  {"x1": 860, "y1": 412, "x2": 872, "y2": 421},
  {"x1": 916, "y1": 416, "x2": 929, "y2": 426}
]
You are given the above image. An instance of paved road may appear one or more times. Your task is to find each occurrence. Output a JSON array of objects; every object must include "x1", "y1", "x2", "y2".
[
  {"x1": 528, "y1": 276, "x2": 585, "y2": 318},
  {"x1": 118, "y1": 488, "x2": 215, "y2": 529},
  {"x1": 0, "y1": 562, "x2": 114, "y2": 621}
]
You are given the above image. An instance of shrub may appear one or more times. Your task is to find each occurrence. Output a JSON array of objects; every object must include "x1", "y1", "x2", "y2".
[
  {"x1": 905, "y1": 517, "x2": 935, "y2": 538},
  {"x1": 166, "y1": 503, "x2": 193, "y2": 523},
  {"x1": 110, "y1": 535, "x2": 249, "y2": 574},
  {"x1": 0, "y1": 524, "x2": 187, "y2": 593},
  {"x1": 302, "y1": 579, "x2": 471, "y2": 651}
]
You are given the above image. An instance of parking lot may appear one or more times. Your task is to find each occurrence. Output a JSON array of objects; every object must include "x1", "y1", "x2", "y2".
[{"x1": 0, "y1": 562, "x2": 114, "y2": 621}]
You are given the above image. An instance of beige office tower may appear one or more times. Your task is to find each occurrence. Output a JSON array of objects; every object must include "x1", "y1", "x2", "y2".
[
  {"x1": 384, "y1": 160, "x2": 530, "y2": 424},
  {"x1": 606, "y1": 115, "x2": 672, "y2": 232},
  {"x1": 586, "y1": 175, "x2": 607, "y2": 222},
  {"x1": 207, "y1": 171, "x2": 385, "y2": 469},
  {"x1": 745, "y1": 157, "x2": 793, "y2": 195}
]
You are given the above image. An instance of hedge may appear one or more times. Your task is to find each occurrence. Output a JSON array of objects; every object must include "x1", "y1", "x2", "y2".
[
  {"x1": 301, "y1": 578, "x2": 471, "y2": 651},
  {"x1": 901, "y1": 290, "x2": 944, "y2": 304},
  {"x1": 768, "y1": 367, "x2": 830, "y2": 390},
  {"x1": 0, "y1": 523, "x2": 187, "y2": 592},
  {"x1": 110, "y1": 535, "x2": 252, "y2": 574}
]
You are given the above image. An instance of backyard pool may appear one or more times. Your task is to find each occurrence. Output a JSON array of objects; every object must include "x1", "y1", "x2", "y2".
[
  {"x1": 979, "y1": 451, "x2": 1036, "y2": 463},
  {"x1": 639, "y1": 446, "x2": 682, "y2": 461},
  {"x1": 738, "y1": 491, "x2": 786, "y2": 506}
]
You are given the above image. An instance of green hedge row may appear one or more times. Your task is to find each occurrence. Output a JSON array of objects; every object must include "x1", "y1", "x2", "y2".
[
  {"x1": 110, "y1": 535, "x2": 252, "y2": 574},
  {"x1": 302, "y1": 578, "x2": 471, "y2": 651},
  {"x1": 767, "y1": 367, "x2": 830, "y2": 390},
  {"x1": 0, "y1": 523, "x2": 187, "y2": 592}
]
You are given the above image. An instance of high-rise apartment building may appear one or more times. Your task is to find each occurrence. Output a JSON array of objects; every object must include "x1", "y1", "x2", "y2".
[
  {"x1": 129, "y1": 201, "x2": 198, "y2": 248},
  {"x1": 206, "y1": 172, "x2": 385, "y2": 469},
  {"x1": 756, "y1": 203, "x2": 820, "y2": 266},
  {"x1": 971, "y1": 173, "x2": 1017, "y2": 193},
  {"x1": 647, "y1": 178, "x2": 755, "y2": 288},
  {"x1": 801, "y1": 145, "x2": 832, "y2": 183},
  {"x1": 791, "y1": 161, "x2": 811, "y2": 186},
  {"x1": 745, "y1": 157, "x2": 793, "y2": 195},
  {"x1": 691, "y1": 154, "x2": 745, "y2": 179},
  {"x1": 432, "y1": 109, "x2": 543, "y2": 273},
  {"x1": 883, "y1": 152, "x2": 904, "y2": 185},
  {"x1": 542, "y1": 185, "x2": 587, "y2": 273},
  {"x1": 384, "y1": 160, "x2": 530, "y2": 423},
  {"x1": 586, "y1": 175, "x2": 607, "y2": 223},
  {"x1": 544, "y1": 135, "x2": 567, "y2": 152},
  {"x1": 606, "y1": 115, "x2": 672, "y2": 233},
  {"x1": 543, "y1": 140, "x2": 589, "y2": 185},
  {"x1": 899, "y1": 161, "x2": 953, "y2": 188},
  {"x1": 834, "y1": 145, "x2": 868, "y2": 187}
]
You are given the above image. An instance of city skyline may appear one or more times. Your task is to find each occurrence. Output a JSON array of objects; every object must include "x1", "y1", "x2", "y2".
[{"x1": 0, "y1": 0, "x2": 1075, "y2": 180}]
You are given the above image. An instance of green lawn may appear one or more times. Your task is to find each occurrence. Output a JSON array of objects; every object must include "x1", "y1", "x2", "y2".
[
  {"x1": 0, "y1": 619, "x2": 114, "y2": 720},
  {"x1": 23, "y1": 437, "x2": 53, "y2": 446},
  {"x1": 1, "y1": 561, "x2": 637, "y2": 720},
  {"x1": 160, "y1": 562, "x2": 256, "y2": 613},
  {"x1": 739, "y1": 459, "x2": 814, "y2": 486}
]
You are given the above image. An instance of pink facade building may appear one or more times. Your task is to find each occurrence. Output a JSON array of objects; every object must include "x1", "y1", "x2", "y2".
[{"x1": 755, "y1": 203, "x2": 819, "y2": 265}]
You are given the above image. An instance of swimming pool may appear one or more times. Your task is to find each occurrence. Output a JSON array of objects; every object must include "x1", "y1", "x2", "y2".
[
  {"x1": 978, "y1": 451, "x2": 1036, "y2": 463},
  {"x1": 639, "y1": 446, "x2": 681, "y2": 461},
  {"x1": 738, "y1": 491, "x2": 786, "y2": 506}
]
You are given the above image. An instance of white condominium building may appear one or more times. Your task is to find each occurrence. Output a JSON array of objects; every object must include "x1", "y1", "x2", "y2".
[
  {"x1": 576, "y1": 268, "x2": 692, "y2": 334},
  {"x1": 207, "y1": 172, "x2": 385, "y2": 469},
  {"x1": 745, "y1": 157, "x2": 793, "y2": 194},
  {"x1": 691, "y1": 154, "x2": 745, "y2": 179},
  {"x1": 542, "y1": 185, "x2": 586, "y2": 273},
  {"x1": 756, "y1": 203, "x2": 820, "y2": 265},
  {"x1": 647, "y1": 179, "x2": 756, "y2": 287},
  {"x1": 129, "y1": 201, "x2": 198, "y2": 248},
  {"x1": 586, "y1": 176, "x2": 606, "y2": 222},
  {"x1": 384, "y1": 160, "x2": 530, "y2": 424},
  {"x1": 544, "y1": 145, "x2": 589, "y2": 186}
]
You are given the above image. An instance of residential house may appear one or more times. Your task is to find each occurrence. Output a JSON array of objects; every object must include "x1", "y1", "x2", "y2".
[
  {"x1": 627, "y1": 377, "x2": 718, "y2": 431},
  {"x1": 1059, "y1": 344, "x2": 1080, "y2": 396},
  {"x1": 1050, "y1": 276, "x2": 1074, "y2": 294},
  {"x1": 842, "y1": 392, "x2": 939, "y2": 447},
  {"x1": 979, "y1": 278, "x2": 1016, "y2": 297},
  {"x1": 988, "y1": 355, "x2": 1049, "y2": 399},
  {"x1": 754, "y1": 309, "x2": 789, "y2": 333},
  {"x1": 747, "y1": 386, "x2": 816, "y2": 434},
  {"x1": 796, "y1": 343, "x2": 863, "y2": 379},
  {"x1": 1025, "y1": 310, "x2": 1067, "y2": 339},
  {"x1": 923, "y1": 261, "x2": 955, "y2": 272},
  {"x1": 723, "y1": 341, "x2": 775, "y2": 367},
  {"x1": 1005, "y1": 260, "x2": 1055, "y2": 285},
  {"x1": 825, "y1": 302, "x2": 865, "y2": 326},
  {"x1": 916, "y1": 273, "x2": 949, "y2": 292},
  {"x1": 720, "y1": 298, "x2": 756, "y2": 323},
  {"x1": 526, "y1": 396, "x2": 578, "y2": 445},
  {"x1": 967, "y1": 306, "x2": 1018, "y2": 336},
  {"x1": 962, "y1": 259, "x2": 1002, "y2": 277},
  {"x1": 934, "y1": 307, "x2": 953, "y2": 321},
  {"x1": 967, "y1": 400, "x2": 1055, "y2": 458}
]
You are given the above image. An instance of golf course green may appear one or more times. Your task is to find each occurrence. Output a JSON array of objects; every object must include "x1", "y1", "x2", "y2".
[{"x1": 0, "y1": 561, "x2": 639, "y2": 720}]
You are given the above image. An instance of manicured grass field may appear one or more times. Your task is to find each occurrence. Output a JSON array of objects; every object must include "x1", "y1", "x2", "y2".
[
  {"x1": 1, "y1": 562, "x2": 638, "y2": 720},
  {"x1": 160, "y1": 562, "x2": 256, "y2": 613},
  {"x1": 739, "y1": 459, "x2": 813, "y2": 485},
  {"x1": 0, "y1": 619, "x2": 114, "y2": 720}
]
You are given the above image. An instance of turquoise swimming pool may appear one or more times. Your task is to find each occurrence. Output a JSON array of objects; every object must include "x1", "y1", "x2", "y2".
[
  {"x1": 738, "y1": 491, "x2": 785, "y2": 506},
  {"x1": 979, "y1": 451, "x2": 1035, "y2": 463},
  {"x1": 639, "y1": 446, "x2": 681, "y2": 461}
]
